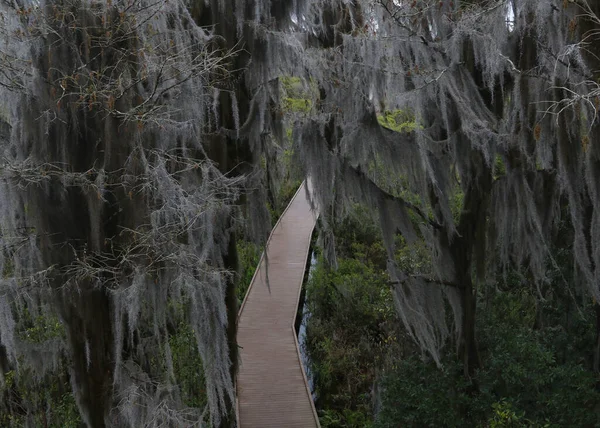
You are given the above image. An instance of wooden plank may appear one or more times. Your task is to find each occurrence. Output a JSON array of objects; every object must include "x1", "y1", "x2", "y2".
[{"x1": 236, "y1": 181, "x2": 320, "y2": 428}]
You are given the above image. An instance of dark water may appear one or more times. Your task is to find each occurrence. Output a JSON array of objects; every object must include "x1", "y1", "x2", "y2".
[{"x1": 297, "y1": 251, "x2": 317, "y2": 401}]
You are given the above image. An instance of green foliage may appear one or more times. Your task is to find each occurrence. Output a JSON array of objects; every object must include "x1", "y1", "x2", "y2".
[
  {"x1": 374, "y1": 108, "x2": 467, "y2": 226},
  {"x1": 306, "y1": 205, "x2": 433, "y2": 426},
  {"x1": 394, "y1": 236, "x2": 432, "y2": 275},
  {"x1": 0, "y1": 364, "x2": 82, "y2": 428},
  {"x1": 280, "y1": 75, "x2": 317, "y2": 115},
  {"x1": 307, "y1": 198, "x2": 600, "y2": 428},
  {"x1": 267, "y1": 177, "x2": 302, "y2": 224},
  {"x1": 375, "y1": 290, "x2": 600, "y2": 427},
  {"x1": 320, "y1": 408, "x2": 374, "y2": 428},
  {"x1": 478, "y1": 292, "x2": 600, "y2": 427},
  {"x1": 366, "y1": 153, "x2": 422, "y2": 207},
  {"x1": 169, "y1": 323, "x2": 208, "y2": 409},
  {"x1": 330, "y1": 205, "x2": 387, "y2": 268},
  {"x1": 488, "y1": 400, "x2": 531, "y2": 428},
  {"x1": 0, "y1": 307, "x2": 79, "y2": 426},
  {"x1": 2, "y1": 255, "x2": 14, "y2": 277},
  {"x1": 0, "y1": 316, "x2": 208, "y2": 426},
  {"x1": 376, "y1": 109, "x2": 420, "y2": 133},
  {"x1": 236, "y1": 240, "x2": 262, "y2": 304},
  {"x1": 305, "y1": 251, "x2": 398, "y2": 427},
  {"x1": 266, "y1": 92, "x2": 303, "y2": 224},
  {"x1": 376, "y1": 356, "x2": 484, "y2": 428},
  {"x1": 494, "y1": 154, "x2": 506, "y2": 180},
  {"x1": 280, "y1": 76, "x2": 317, "y2": 98},
  {"x1": 449, "y1": 188, "x2": 465, "y2": 223},
  {"x1": 52, "y1": 392, "x2": 81, "y2": 428},
  {"x1": 18, "y1": 314, "x2": 64, "y2": 343},
  {"x1": 280, "y1": 76, "x2": 304, "y2": 94},
  {"x1": 282, "y1": 97, "x2": 312, "y2": 113}
]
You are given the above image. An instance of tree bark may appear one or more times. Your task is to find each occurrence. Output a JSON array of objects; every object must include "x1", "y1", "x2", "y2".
[
  {"x1": 61, "y1": 287, "x2": 113, "y2": 428},
  {"x1": 222, "y1": 234, "x2": 239, "y2": 427},
  {"x1": 449, "y1": 148, "x2": 492, "y2": 378},
  {"x1": 458, "y1": 278, "x2": 481, "y2": 379},
  {"x1": 191, "y1": 2, "x2": 256, "y2": 425},
  {"x1": 593, "y1": 302, "x2": 600, "y2": 374}
]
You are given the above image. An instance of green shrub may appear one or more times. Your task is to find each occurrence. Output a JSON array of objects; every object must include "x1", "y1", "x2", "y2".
[
  {"x1": 236, "y1": 240, "x2": 262, "y2": 304},
  {"x1": 169, "y1": 323, "x2": 207, "y2": 409},
  {"x1": 305, "y1": 255, "x2": 398, "y2": 427},
  {"x1": 376, "y1": 356, "x2": 485, "y2": 428},
  {"x1": 375, "y1": 291, "x2": 600, "y2": 427},
  {"x1": 0, "y1": 364, "x2": 82, "y2": 428}
]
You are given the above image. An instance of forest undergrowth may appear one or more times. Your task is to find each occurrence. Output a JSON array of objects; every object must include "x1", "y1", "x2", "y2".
[{"x1": 305, "y1": 206, "x2": 600, "y2": 427}]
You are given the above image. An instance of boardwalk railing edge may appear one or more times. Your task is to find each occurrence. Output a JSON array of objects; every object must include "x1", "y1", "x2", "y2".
[
  {"x1": 235, "y1": 179, "x2": 321, "y2": 428},
  {"x1": 235, "y1": 180, "x2": 307, "y2": 323},
  {"x1": 292, "y1": 209, "x2": 321, "y2": 427}
]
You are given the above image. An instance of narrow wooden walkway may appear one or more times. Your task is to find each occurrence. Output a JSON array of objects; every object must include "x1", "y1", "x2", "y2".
[{"x1": 236, "y1": 180, "x2": 320, "y2": 428}]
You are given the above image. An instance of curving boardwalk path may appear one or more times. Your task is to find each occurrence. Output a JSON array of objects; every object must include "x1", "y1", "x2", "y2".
[{"x1": 236, "y1": 180, "x2": 320, "y2": 428}]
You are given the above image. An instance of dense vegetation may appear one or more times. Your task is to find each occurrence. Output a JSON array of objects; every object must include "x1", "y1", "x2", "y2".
[
  {"x1": 306, "y1": 207, "x2": 600, "y2": 427},
  {"x1": 2, "y1": 0, "x2": 600, "y2": 426}
]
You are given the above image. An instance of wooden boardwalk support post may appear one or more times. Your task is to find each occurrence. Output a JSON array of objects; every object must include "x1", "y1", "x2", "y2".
[{"x1": 236, "y1": 180, "x2": 320, "y2": 428}]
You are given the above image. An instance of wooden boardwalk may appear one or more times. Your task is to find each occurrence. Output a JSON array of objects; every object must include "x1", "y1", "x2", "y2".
[{"x1": 236, "y1": 180, "x2": 320, "y2": 428}]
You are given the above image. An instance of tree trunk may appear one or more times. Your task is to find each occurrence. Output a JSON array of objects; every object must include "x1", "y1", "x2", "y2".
[
  {"x1": 61, "y1": 286, "x2": 113, "y2": 428},
  {"x1": 449, "y1": 149, "x2": 491, "y2": 380},
  {"x1": 191, "y1": 3, "x2": 255, "y2": 425},
  {"x1": 459, "y1": 278, "x2": 481, "y2": 379},
  {"x1": 593, "y1": 302, "x2": 600, "y2": 374},
  {"x1": 221, "y1": 234, "x2": 239, "y2": 427}
]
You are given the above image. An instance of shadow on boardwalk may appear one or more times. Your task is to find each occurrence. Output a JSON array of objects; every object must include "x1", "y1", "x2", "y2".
[{"x1": 236, "y1": 180, "x2": 320, "y2": 428}]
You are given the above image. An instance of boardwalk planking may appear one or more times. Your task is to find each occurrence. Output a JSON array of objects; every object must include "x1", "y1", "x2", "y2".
[{"x1": 236, "y1": 180, "x2": 320, "y2": 428}]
